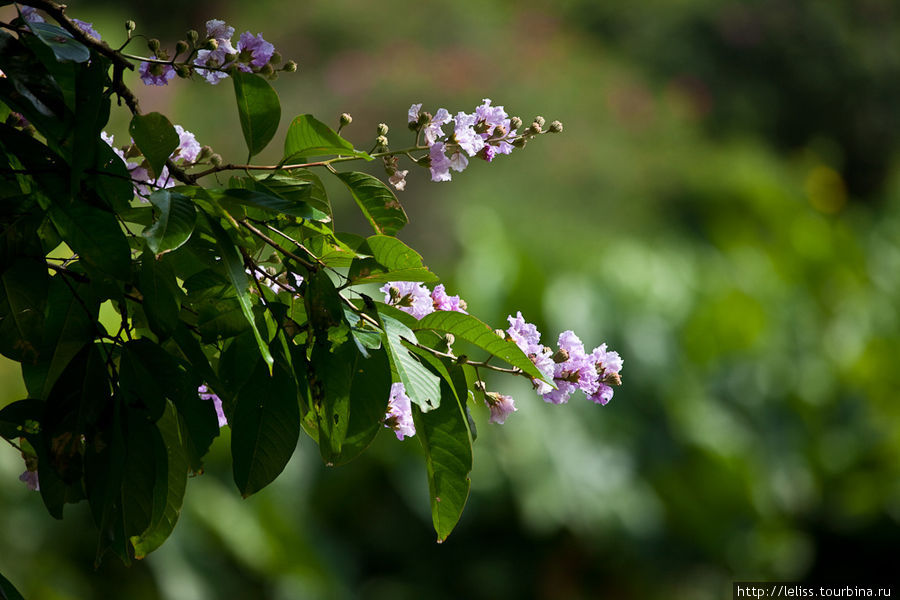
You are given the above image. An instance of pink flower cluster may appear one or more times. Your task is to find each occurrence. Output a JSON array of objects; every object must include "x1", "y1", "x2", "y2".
[
  {"x1": 506, "y1": 312, "x2": 623, "y2": 406},
  {"x1": 102, "y1": 125, "x2": 202, "y2": 198},
  {"x1": 408, "y1": 99, "x2": 518, "y2": 182},
  {"x1": 379, "y1": 281, "x2": 467, "y2": 320}
]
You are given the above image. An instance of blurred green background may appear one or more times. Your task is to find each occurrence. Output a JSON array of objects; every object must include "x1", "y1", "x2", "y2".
[{"x1": 3, "y1": 0, "x2": 900, "y2": 597}]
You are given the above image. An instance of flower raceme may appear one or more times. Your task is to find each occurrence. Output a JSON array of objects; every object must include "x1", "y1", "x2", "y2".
[{"x1": 378, "y1": 284, "x2": 622, "y2": 440}]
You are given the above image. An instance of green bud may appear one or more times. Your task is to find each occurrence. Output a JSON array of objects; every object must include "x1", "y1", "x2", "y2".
[
  {"x1": 148, "y1": 38, "x2": 161, "y2": 53},
  {"x1": 527, "y1": 122, "x2": 542, "y2": 135},
  {"x1": 125, "y1": 20, "x2": 136, "y2": 33},
  {"x1": 203, "y1": 38, "x2": 219, "y2": 51},
  {"x1": 512, "y1": 137, "x2": 527, "y2": 148},
  {"x1": 340, "y1": 113, "x2": 353, "y2": 127},
  {"x1": 269, "y1": 52, "x2": 282, "y2": 65},
  {"x1": 174, "y1": 64, "x2": 191, "y2": 78},
  {"x1": 197, "y1": 145, "x2": 213, "y2": 160},
  {"x1": 283, "y1": 60, "x2": 298, "y2": 72},
  {"x1": 534, "y1": 116, "x2": 546, "y2": 128},
  {"x1": 552, "y1": 348, "x2": 570, "y2": 363},
  {"x1": 548, "y1": 120, "x2": 563, "y2": 133},
  {"x1": 186, "y1": 29, "x2": 199, "y2": 44},
  {"x1": 210, "y1": 153, "x2": 223, "y2": 167},
  {"x1": 174, "y1": 40, "x2": 189, "y2": 56},
  {"x1": 377, "y1": 123, "x2": 389, "y2": 136},
  {"x1": 260, "y1": 64, "x2": 275, "y2": 76},
  {"x1": 509, "y1": 116, "x2": 523, "y2": 130}
]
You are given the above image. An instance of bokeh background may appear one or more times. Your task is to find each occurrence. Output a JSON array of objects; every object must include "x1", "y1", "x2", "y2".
[{"x1": 2, "y1": 0, "x2": 900, "y2": 598}]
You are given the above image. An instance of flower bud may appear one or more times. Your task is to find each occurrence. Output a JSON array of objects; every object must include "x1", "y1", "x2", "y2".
[
  {"x1": 197, "y1": 145, "x2": 213, "y2": 160},
  {"x1": 388, "y1": 286, "x2": 400, "y2": 301},
  {"x1": 548, "y1": 120, "x2": 563, "y2": 133},
  {"x1": 534, "y1": 116, "x2": 546, "y2": 128},
  {"x1": 203, "y1": 38, "x2": 219, "y2": 51},
  {"x1": 260, "y1": 64, "x2": 275, "y2": 77},
  {"x1": 125, "y1": 20, "x2": 136, "y2": 33},
  {"x1": 602, "y1": 372, "x2": 622, "y2": 386},
  {"x1": 340, "y1": 113, "x2": 353, "y2": 127},
  {"x1": 418, "y1": 112, "x2": 432, "y2": 128},
  {"x1": 512, "y1": 137, "x2": 527, "y2": 148},
  {"x1": 474, "y1": 379, "x2": 487, "y2": 392},
  {"x1": 283, "y1": 60, "x2": 298, "y2": 72},
  {"x1": 210, "y1": 153, "x2": 223, "y2": 167},
  {"x1": 552, "y1": 348, "x2": 570, "y2": 363},
  {"x1": 375, "y1": 135, "x2": 389, "y2": 148},
  {"x1": 175, "y1": 64, "x2": 191, "y2": 78},
  {"x1": 148, "y1": 38, "x2": 161, "y2": 53},
  {"x1": 492, "y1": 125, "x2": 507, "y2": 138},
  {"x1": 528, "y1": 122, "x2": 543, "y2": 135},
  {"x1": 186, "y1": 29, "x2": 199, "y2": 44},
  {"x1": 509, "y1": 116, "x2": 523, "y2": 130},
  {"x1": 175, "y1": 40, "x2": 189, "y2": 56},
  {"x1": 269, "y1": 52, "x2": 282, "y2": 65},
  {"x1": 494, "y1": 328, "x2": 507, "y2": 338},
  {"x1": 377, "y1": 123, "x2": 389, "y2": 136},
  {"x1": 443, "y1": 333, "x2": 455, "y2": 346}
]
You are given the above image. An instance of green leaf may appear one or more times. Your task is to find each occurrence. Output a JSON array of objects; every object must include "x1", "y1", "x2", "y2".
[
  {"x1": 48, "y1": 200, "x2": 131, "y2": 281},
  {"x1": 335, "y1": 171, "x2": 408, "y2": 236},
  {"x1": 233, "y1": 71, "x2": 281, "y2": 158},
  {"x1": 26, "y1": 21, "x2": 90, "y2": 63},
  {"x1": 0, "y1": 258, "x2": 48, "y2": 364},
  {"x1": 231, "y1": 359, "x2": 300, "y2": 497},
  {"x1": 349, "y1": 235, "x2": 439, "y2": 285},
  {"x1": 119, "y1": 340, "x2": 168, "y2": 422},
  {"x1": 203, "y1": 213, "x2": 274, "y2": 370},
  {"x1": 263, "y1": 170, "x2": 332, "y2": 220},
  {"x1": 138, "y1": 251, "x2": 181, "y2": 339},
  {"x1": 0, "y1": 569, "x2": 26, "y2": 600},
  {"x1": 412, "y1": 373, "x2": 473, "y2": 542},
  {"x1": 380, "y1": 313, "x2": 441, "y2": 412},
  {"x1": 208, "y1": 187, "x2": 327, "y2": 221},
  {"x1": 416, "y1": 311, "x2": 550, "y2": 382},
  {"x1": 130, "y1": 401, "x2": 189, "y2": 559},
  {"x1": 142, "y1": 190, "x2": 197, "y2": 256},
  {"x1": 129, "y1": 112, "x2": 178, "y2": 178},
  {"x1": 283, "y1": 114, "x2": 372, "y2": 162},
  {"x1": 120, "y1": 409, "x2": 165, "y2": 542}
]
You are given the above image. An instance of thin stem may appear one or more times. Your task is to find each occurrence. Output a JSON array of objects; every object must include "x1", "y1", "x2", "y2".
[{"x1": 239, "y1": 220, "x2": 317, "y2": 270}]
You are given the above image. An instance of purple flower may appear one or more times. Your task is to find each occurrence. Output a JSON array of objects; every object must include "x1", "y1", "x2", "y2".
[
  {"x1": 448, "y1": 149, "x2": 468, "y2": 173},
  {"x1": 385, "y1": 383, "x2": 416, "y2": 440},
  {"x1": 381, "y1": 281, "x2": 434, "y2": 319},
  {"x1": 101, "y1": 131, "x2": 137, "y2": 170},
  {"x1": 429, "y1": 142, "x2": 452, "y2": 182},
  {"x1": 20, "y1": 6, "x2": 44, "y2": 23},
  {"x1": 408, "y1": 103, "x2": 422, "y2": 124},
  {"x1": 194, "y1": 48, "x2": 233, "y2": 84},
  {"x1": 205, "y1": 19, "x2": 236, "y2": 54},
  {"x1": 475, "y1": 98, "x2": 508, "y2": 131},
  {"x1": 485, "y1": 392, "x2": 516, "y2": 424},
  {"x1": 587, "y1": 344, "x2": 623, "y2": 405},
  {"x1": 72, "y1": 18, "x2": 100, "y2": 41},
  {"x1": 139, "y1": 58, "x2": 176, "y2": 86},
  {"x1": 423, "y1": 108, "x2": 451, "y2": 147},
  {"x1": 479, "y1": 145, "x2": 497, "y2": 163},
  {"x1": 19, "y1": 469, "x2": 40, "y2": 491},
  {"x1": 506, "y1": 311, "x2": 543, "y2": 355},
  {"x1": 174, "y1": 125, "x2": 201, "y2": 163},
  {"x1": 453, "y1": 111, "x2": 485, "y2": 157},
  {"x1": 431, "y1": 284, "x2": 467, "y2": 313},
  {"x1": 236, "y1": 31, "x2": 275, "y2": 72},
  {"x1": 198, "y1": 384, "x2": 228, "y2": 427}
]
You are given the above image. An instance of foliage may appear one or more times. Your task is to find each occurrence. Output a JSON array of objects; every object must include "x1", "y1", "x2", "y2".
[{"x1": 0, "y1": 0, "x2": 612, "y2": 570}]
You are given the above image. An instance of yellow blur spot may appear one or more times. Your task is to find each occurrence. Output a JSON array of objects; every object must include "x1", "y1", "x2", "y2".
[{"x1": 805, "y1": 165, "x2": 846, "y2": 214}]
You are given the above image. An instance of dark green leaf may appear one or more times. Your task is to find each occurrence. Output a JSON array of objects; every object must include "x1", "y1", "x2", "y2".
[
  {"x1": 26, "y1": 21, "x2": 90, "y2": 63},
  {"x1": 139, "y1": 251, "x2": 181, "y2": 339},
  {"x1": 335, "y1": 171, "x2": 408, "y2": 236},
  {"x1": 142, "y1": 190, "x2": 197, "y2": 256},
  {"x1": 48, "y1": 200, "x2": 131, "y2": 281},
  {"x1": 120, "y1": 409, "x2": 164, "y2": 541},
  {"x1": 0, "y1": 569, "x2": 26, "y2": 600},
  {"x1": 231, "y1": 360, "x2": 300, "y2": 497},
  {"x1": 265, "y1": 170, "x2": 331, "y2": 220},
  {"x1": 412, "y1": 373, "x2": 473, "y2": 542},
  {"x1": 416, "y1": 311, "x2": 550, "y2": 382},
  {"x1": 130, "y1": 401, "x2": 189, "y2": 559},
  {"x1": 349, "y1": 235, "x2": 439, "y2": 285},
  {"x1": 129, "y1": 112, "x2": 178, "y2": 178},
  {"x1": 119, "y1": 340, "x2": 168, "y2": 422},
  {"x1": 283, "y1": 114, "x2": 372, "y2": 162},
  {"x1": 0, "y1": 399, "x2": 42, "y2": 442},
  {"x1": 233, "y1": 71, "x2": 280, "y2": 158},
  {"x1": 0, "y1": 258, "x2": 48, "y2": 363},
  {"x1": 380, "y1": 313, "x2": 441, "y2": 411}
]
